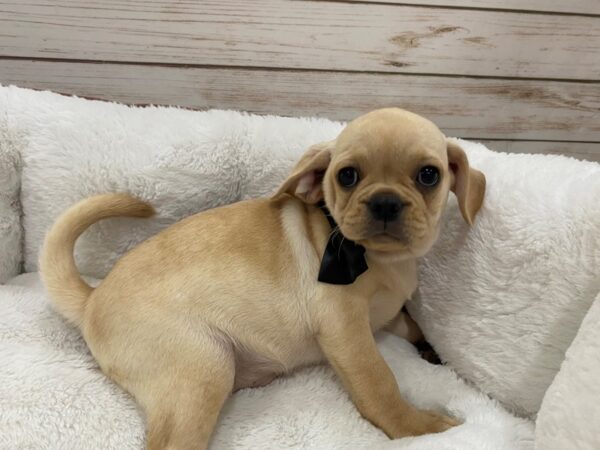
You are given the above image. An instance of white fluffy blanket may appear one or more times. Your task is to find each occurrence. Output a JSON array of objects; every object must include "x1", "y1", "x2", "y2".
[
  {"x1": 1, "y1": 85, "x2": 599, "y2": 449},
  {"x1": 1, "y1": 273, "x2": 533, "y2": 449},
  {"x1": 535, "y1": 293, "x2": 600, "y2": 449}
]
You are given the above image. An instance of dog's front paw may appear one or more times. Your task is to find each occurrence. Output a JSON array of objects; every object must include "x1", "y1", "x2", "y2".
[{"x1": 396, "y1": 409, "x2": 461, "y2": 438}]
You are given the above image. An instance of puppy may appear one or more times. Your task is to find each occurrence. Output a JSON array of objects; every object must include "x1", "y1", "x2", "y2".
[{"x1": 41, "y1": 108, "x2": 485, "y2": 449}]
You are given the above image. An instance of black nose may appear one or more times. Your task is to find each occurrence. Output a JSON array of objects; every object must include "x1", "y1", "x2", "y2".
[{"x1": 368, "y1": 194, "x2": 404, "y2": 222}]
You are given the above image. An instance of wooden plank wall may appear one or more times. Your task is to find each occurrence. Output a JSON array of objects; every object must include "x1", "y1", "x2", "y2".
[{"x1": 0, "y1": 0, "x2": 598, "y2": 161}]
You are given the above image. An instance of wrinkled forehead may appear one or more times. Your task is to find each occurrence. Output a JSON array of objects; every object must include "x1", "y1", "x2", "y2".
[{"x1": 334, "y1": 112, "x2": 447, "y2": 166}]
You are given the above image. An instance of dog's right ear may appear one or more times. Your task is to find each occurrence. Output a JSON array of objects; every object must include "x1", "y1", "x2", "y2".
[{"x1": 272, "y1": 140, "x2": 334, "y2": 204}]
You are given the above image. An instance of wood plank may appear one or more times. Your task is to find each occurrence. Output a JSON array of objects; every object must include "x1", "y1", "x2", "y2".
[
  {"x1": 1, "y1": 59, "x2": 599, "y2": 145},
  {"x1": 0, "y1": 1, "x2": 599, "y2": 80},
  {"x1": 477, "y1": 141, "x2": 599, "y2": 162},
  {"x1": 341, "y1": 0, "x2": 600, "y2": 15}
]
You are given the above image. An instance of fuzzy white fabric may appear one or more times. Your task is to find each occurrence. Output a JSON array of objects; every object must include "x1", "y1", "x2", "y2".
[
  {"x1": 0, "y1": 107, "x2": 22, "y2": 283},
  {"x1": 1, "y1": 272, "x2": 534, "y2": 450},
  {"x1": 534, "y1": 293, "x2": 600, "y2": 450},
  {"x1": 0, "y1": 85, "x2": 598, "y2": 446}
]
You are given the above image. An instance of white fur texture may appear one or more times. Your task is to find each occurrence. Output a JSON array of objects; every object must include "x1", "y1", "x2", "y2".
[
  {"x1": 1, "y1": 85, "x2": 598, "y2": 445},
  {"x1": 0, "y1": 100, "x2": 22, "y2": 283},
  {"x1": 1, "y1": 273, "x2": 533, "y2": 450},
  {"x1": 534, "y1": 293, "x2": 600, "y2": 450},
  {"x1": 410, "y1": 140, "x2": 600, "y2": 416}
]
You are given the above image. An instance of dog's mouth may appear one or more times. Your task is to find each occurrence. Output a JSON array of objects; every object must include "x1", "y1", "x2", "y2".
[
  {"x1": 354, "y1": 230, "x2": 411, "y2": 254},
  {"x1": 377, "y1": 231, "x2": 404, "y2": 241},
  {"x1": 363, "y1": 230, "x2": 401, "y2": 242},
  {"x1": 366, "y1": 223, "x2": 408, "y2": 242},
  {"x1": 337, "y1": 213, "x2": 411, "y2": 251}
]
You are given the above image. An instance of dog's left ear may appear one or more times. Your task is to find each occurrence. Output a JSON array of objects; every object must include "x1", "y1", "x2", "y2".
[
  {"x1": 272, "y1": 140, "x2": 334, "y2": 204},
  {"x1": 447, "y1": 140, "x2": 486, "y2": 225}
]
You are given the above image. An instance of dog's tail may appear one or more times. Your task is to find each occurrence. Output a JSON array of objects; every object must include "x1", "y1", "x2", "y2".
[{"x1": 40, "y1": 193, "x2": 155, "y2": 326}]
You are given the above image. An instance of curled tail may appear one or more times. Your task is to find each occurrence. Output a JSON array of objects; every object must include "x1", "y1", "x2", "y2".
[{"x1": 40, "y1": 193, "x2": 155, "y2": 326}]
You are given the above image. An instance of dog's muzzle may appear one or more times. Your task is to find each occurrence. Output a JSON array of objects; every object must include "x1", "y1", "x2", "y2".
[{"x1": 367, "y1": 193, "x2": 404, "y2": 223}]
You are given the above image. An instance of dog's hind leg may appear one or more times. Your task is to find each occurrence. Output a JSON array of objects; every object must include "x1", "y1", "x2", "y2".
[{"x1": 136, "y1": 336, "x2": 235, "y2": 450}]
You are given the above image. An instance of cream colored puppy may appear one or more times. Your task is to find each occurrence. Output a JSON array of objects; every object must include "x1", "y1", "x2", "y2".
[{"x1": 41, "y1": 108, "x2": 485, "y2": 450}]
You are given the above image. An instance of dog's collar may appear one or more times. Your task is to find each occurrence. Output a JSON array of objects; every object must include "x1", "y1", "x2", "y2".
[{"x1": 316, "y1": 201, "x2": 368, "y2": 285}]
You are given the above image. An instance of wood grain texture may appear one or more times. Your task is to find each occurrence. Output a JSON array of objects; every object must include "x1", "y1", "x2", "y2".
[
  {"x1": 477, "y1": 140, "x2": 599, "y2": 162},
  {"x1": 340, "y1": 0, "x2": 600, "y2": 15},
  {"x1": 0, "y1": 0, "x2": 599, "y2": 80},
  {"x1": 2, "y1": 59, "x2": 598, "y2": 146}
]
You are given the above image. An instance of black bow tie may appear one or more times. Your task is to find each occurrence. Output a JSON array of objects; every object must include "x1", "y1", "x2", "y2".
[{"x1": 317, "y1": 201, "x2": 369, "y2": 285}]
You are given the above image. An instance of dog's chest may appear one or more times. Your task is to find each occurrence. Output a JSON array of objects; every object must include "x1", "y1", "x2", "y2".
[
  {"x1": 366, "y1": 259, "x2": 417, "y2": 331},
  {"x1": 369, "y1": 289, "x2": 409, "y2": 331}
]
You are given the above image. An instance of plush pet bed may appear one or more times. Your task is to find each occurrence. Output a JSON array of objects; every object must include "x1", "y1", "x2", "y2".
[{"x1": 1, "y1": 85, "x2": 599, "y2": 449}]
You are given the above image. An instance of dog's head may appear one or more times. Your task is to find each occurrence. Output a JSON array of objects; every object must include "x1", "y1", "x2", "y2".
[{"x1": 274, "y1": 108, "x2": 485, "y2": 257}]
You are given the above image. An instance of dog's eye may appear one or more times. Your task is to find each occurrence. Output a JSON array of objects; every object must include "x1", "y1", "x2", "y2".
[
  {"x1": 338, "y1": 167, "x2": 359, "y2": 188},
  {"x1": 417, "y1": 166, "x2": 439, "y2": 187}
]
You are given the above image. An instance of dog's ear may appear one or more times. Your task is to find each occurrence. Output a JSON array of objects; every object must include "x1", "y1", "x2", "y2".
[
  {"x1": 273, "y1": 140, "x2": 334, "y2": 203},
  {"x1": 447, "y1": 140, "x2": 486, "y2": 225}
]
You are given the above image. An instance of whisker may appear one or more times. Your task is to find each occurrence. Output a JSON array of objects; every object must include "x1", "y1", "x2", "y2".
[
  {"x1": 338, "y1": 236, "x2": 346, "y2": 259},
  {"x1": 328, "y1": 226, "x2": 340, "y2": 241}
]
